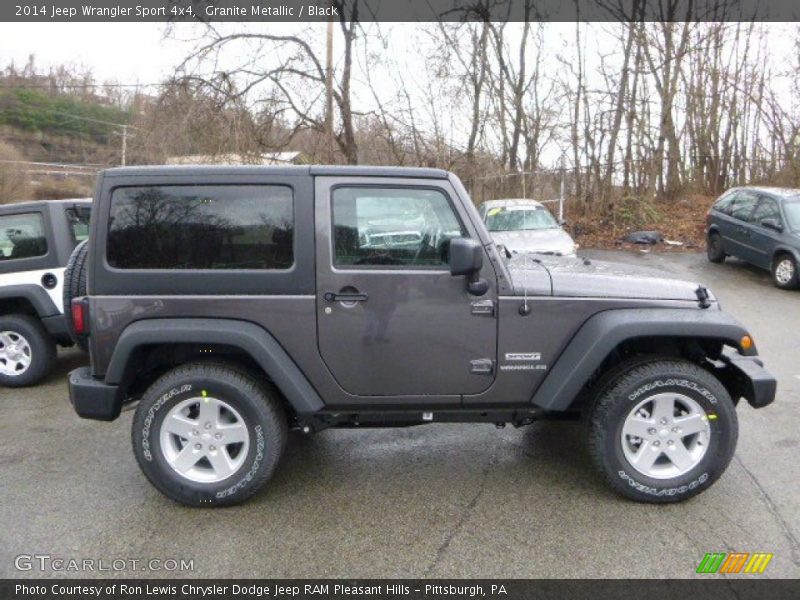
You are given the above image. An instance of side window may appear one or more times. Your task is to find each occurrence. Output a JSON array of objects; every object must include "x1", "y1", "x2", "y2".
[
  {"x1": 730, "y1": 191, "x2": 759, "y2": 222},
  {"x1": 751, "y1": 197, "x2": 781, "y2": 225},
  {"x1": 712, "y1": 191, "x2": 736, "y2": 215},
  {"x1": 0, "y1": 213, "x2": 48, "y2": 260},
  {"x1": 107, "y1": 185, "x2": 293, "y2": 270},
  {"x1": 66, "y1": 206, "x2": 91, "y2": 246},
  {"x1": 332, "y1": 187, "x2": 465, "y2": 268}
]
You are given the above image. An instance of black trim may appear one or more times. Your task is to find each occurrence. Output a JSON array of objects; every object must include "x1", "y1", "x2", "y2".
[
  {"x1": 531, "y1": 308, "x2": 756, "y2": 411},
  {"x1": 0, "y1": 284, "x2": 59, "y2": 317},
  {"x1": 719, "y1": 348, "x2": 777, "y2": 409},
  {"x1": 104, "y1": 318, "x2": 325, "y2": 415},
  {"x1": 69, "y1": 366, "x2": 122, "y2": 421},
  {"x1": 41, "y1": 314, "x2": 70, "y2": 342}
]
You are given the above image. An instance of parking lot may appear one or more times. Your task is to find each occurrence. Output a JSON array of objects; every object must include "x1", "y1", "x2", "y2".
[{"x1": 1, "y1": 249, "x2": 798, "y2": 579}]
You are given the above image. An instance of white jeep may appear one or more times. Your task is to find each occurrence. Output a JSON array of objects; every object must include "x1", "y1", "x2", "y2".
[{"x1": 0, "y1": 199, "x2": 91, "y2": 386}]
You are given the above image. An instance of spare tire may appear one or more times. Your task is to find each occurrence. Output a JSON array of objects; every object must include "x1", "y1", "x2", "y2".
[{"x1": 63, "y1": 240, "x2": 89, "y2": 351}]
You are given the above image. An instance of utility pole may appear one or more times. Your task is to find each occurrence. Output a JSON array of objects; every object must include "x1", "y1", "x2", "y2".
[
  {"x1": 326, "y1": 14, "x2": 334, "y2": 163},
  {"x1": 121, "y1": 125, "x2": 128, "y2": 166}
]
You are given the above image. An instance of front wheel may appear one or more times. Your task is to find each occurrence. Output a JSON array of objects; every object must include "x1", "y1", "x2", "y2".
[
  {"x1": 772, "y1": 254, "x2": 799, "y2": 290},
  {"x1": 588, "y1": 358, "x2": 738, "y2": 503},
  {"x1": 132, "y1": 362, "x2": 288, "y2": 507}
]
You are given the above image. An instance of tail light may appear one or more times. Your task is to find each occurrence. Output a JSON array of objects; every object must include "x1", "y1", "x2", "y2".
[{"x1": 71, "y1": 298, "x2": 88, "y2": 336}]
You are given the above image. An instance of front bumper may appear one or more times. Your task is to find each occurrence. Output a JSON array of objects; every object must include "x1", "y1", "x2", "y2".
[
  {"x1": 68, "y1": 367, "x2": 123, "y2": 421},
  {"x1": 719, "y1": 349, "x2": 777, "y2": 409}
]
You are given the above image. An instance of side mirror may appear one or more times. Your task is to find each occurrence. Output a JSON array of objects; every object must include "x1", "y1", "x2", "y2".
[
  {"x1": 761, "y1": 218, "x2": 783, "y2": 232},
  {"x1": 558, "y1": 218, "x2": 567, "y2": 227},
  {"x1": 450, "y1": 237, "x2": 483, "y2": 276},
  {"x1": 449, "y1": 238, "x2": 489, "y2": 296}
]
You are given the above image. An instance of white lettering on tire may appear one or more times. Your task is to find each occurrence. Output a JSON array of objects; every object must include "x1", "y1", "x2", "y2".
[
  {"x1": 216, "y1": 425, "x2": 265, "y2": 499},
  {"x1": 628, "y1": 378, "x2": 717, "y2": 404},
  {"x1": 617, "y1": 470, "x2": 709, "y2": 497},
  {"x1": 141, "y1": 384, "x2": 192, "y2": 461}
]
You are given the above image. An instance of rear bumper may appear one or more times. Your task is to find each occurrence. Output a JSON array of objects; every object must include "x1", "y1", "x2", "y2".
[
  {"x1": 68, "y1": 367, "x2": 122, "y2": 421},
  {"x1": 719, "y1": 349, "x2": 777, "y2": 409}
]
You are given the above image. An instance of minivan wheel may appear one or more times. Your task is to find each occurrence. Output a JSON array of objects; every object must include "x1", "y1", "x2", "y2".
[
  {"x1": 132, "y1": 362, "x2": 288, "y2": 507},
  {"x1": 0, "y1": 315, "x2": 56, "y2": 387},
  {"x1": 588, "y1": 358, "x2": 737, "y2": 503},
  {"x1": 772, "y1": 254, "x2": 799, "y2": 290},
  {"x1": 706, "y1": 232, "x2": 725, "y2": 263}
]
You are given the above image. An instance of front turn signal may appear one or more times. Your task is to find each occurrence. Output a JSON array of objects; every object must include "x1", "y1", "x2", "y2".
[{"x1": 740, "y1": 335, "x2": 753, "y2": 351}]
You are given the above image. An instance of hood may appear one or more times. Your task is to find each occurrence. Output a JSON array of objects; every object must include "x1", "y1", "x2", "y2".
[
  {"x1": 490, "y1": 228, "x2": 576, "y2": 256},
  {"x1": 506, "y1": 254, "x2": 713, "y2": 302}
]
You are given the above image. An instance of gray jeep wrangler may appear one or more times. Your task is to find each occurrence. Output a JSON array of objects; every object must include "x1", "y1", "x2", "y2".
[
  {"x1": 0, "y1": 199, "x2": 91, "y2": 386},
  {"x1": 67, "y1": 166, "x2": 775, "y2": 507}
]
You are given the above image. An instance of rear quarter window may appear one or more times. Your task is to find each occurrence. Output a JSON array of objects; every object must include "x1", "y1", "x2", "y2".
[
  {"x1": 107, "y1": 185, "x2": 293, "y2": 270},
  {"x1": 712, "y1": 192, "x2": 736, "y2": 215}
]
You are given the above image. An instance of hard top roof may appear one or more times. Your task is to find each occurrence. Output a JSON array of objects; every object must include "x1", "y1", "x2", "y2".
[{"x1": 101, "y1": 164, "x2": 449, "y2": 179}]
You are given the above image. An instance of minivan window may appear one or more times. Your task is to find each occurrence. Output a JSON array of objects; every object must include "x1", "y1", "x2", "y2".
[
  {"x1": 784, "y1": 199, "x2": 800, "y2": 232},
  {"x1": 751, "y1": 197, "x2": 781, "y2": 226},
  {"x1": 713, "y1": 192, "x2": 737, "y2": 215},
  {"x1": 107, "y1": 185, "x2": 293, "y2": 270},
  {"x1": 730, "y1": 191, "x2": 759, "y2": 222},
  {"x1": 0, "y1": 213, "x2": 47, "y2": 259}
]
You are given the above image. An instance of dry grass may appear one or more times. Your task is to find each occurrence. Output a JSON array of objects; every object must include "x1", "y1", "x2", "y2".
[
  {"x1": 567, "y1": 193, "x2": 715, "y2": 252},
  {"x1": 0, "y1": 141, "x2": 31, "y2": 203}
]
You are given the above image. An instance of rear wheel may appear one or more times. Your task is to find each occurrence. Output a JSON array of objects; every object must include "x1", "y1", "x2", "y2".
[
  {"x1": 706, "y1": 231, "x2": 725, "y2": 263},
  {"x1": 588, "y1": 358, "x2": 737, "y2": 503},
  {"x1": 132, "y1": 362, "x2": 288, "y2": 507},
  {"x1": 0, "y1": 314, "x2": 56, "y2": 387},
  {"x1": 772, "y1": 253, "x2": 799, "y2": 290}
]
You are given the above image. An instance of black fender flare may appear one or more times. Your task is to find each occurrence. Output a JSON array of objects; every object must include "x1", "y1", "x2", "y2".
[
  {"x1": 530, "y1": 308, "x2": 754, "y2": 411},
  {"x1": 0, "y1": 284, "x2": 59, "y2": 317},
  {"x1": 105, "y1": 318, "x2": 324, "y2": 415},
  {"x1": 771, "y1": 245, "x2": 800, "y2": 265}
]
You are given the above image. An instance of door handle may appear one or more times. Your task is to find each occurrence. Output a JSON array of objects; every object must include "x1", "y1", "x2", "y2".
[{"x1": 324, "y1": 291, "x2": 369, "y2": 303}]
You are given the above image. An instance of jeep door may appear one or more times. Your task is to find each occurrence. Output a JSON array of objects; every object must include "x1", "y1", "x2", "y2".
[{"x1": 314, "y1": 176, "x2": 498, "y2": 397}]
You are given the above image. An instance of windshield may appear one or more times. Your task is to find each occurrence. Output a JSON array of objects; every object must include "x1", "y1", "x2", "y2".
[
  {"x1": 784, "y1": 199, "x2": 800, "y2": 232},
  {"x1": 485, "y1": 206, "x2": 558, "y2": 232}
]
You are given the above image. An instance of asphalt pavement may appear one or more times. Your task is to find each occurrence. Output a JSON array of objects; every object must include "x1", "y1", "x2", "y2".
[{"x1": 1, "y1": 250, "x2": 798, "y2": 579}]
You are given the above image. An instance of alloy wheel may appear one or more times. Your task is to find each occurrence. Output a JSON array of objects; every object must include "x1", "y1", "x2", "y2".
[
  {"x1": 620, "y1": 392, "x2": 711, "y2": 479},
  {"x1": 0, "y1": 331, "x2": 33, "y2": 377},
  {"x1": 159, "y1": 396, "x2": 251, "y2": 483}
]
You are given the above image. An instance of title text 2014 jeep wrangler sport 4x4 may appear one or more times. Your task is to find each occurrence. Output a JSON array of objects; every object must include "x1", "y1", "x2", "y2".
[{"x1": 67, "y1": 166, "x2": 775, "y2": 506}]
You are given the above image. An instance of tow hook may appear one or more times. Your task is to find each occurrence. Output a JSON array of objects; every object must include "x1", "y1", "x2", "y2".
[{"x1": 695, "y1": 286, "x2": 711, "y2": 309}]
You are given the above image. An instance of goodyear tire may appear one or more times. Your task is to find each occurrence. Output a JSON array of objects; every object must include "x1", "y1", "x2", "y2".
[
  {"x1": 0, "y1": 314, "x2": 56, "y2": 387},
  {"x1": 132, "y1": 362, "x2": 287, "y2": 507},
  {"x1": 588, "y1": 358, "x2": 737, "y2": 503},
  {"x1": 63, "y1": 240, "x2": 89, "y2": 351}
]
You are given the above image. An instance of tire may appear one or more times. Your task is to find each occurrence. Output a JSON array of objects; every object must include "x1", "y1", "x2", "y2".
[
  {"x1": 588, "y1": 358, "x2": 738, "y2": 503},
  {"x1": 771, "y1": 253, "x2": 799, "y2": 290},
  {"x1": 132, "y1": 362, "x2": 288, "y2": 507},
  {"x1": 63, "y1": 240, "x2": 89, "y2": 351},
  {"x1": 0, "y1": 314, "x2": 57, "y2": 387},
  {"x1": 706, "y1": 231, "x2": 725, "y2": 263}
]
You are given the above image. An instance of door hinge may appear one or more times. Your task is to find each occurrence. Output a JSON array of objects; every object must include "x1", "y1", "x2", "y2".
[
  {"x1": 470, "y1": 358, "x2": 494, "y2": 375},
  {"x1": 471, "y1": 299, "x2": 495, "y2": 316}
]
